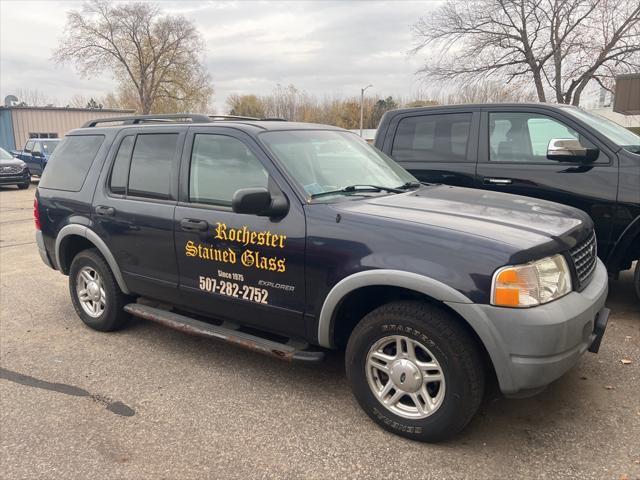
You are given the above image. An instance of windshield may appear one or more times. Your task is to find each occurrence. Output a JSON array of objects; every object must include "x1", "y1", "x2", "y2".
[
  {"x1": 0, "y1": 148, "x2": 14, "y2": 160},
  {"x1": 260, "y1": 130, "x2": 417, "y2": 200},
  {"x1": 563, "y1": 107, "x2": 640, "y2": 154},
  {"x1": 41, "y1": 141, "x2": 59, "y2": 153}
]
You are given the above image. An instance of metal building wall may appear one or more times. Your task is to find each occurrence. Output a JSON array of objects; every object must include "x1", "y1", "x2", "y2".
[
  {"x1": 8, "y1": 108, "x2": 134, "y2": 150},
  {"x1": 0, "y1": 109, "x2": 15, "y2": 151}
]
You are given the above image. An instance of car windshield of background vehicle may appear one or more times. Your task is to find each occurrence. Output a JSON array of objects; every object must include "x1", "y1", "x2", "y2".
[
  {"x1": 563, "y1": 107, "x2": 640, "y2": 154},
  {"x1": 41, "y1": 141, "x2": 59, "y2": 153},
  {"x1": 0, "y1": 148, "x2": 13, "y2": 160},
  {"x1": 260, "y1": 130, "x2": 417, "y2": 200}
]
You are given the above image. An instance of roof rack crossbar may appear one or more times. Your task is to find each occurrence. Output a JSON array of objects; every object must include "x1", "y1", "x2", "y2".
[{"x1": 82, "y1": 113, "x2": 212, "y2": 128}]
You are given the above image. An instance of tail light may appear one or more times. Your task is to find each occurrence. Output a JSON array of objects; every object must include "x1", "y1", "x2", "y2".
[{"x1": 34, "y1": 197, "x2": 41, "y2": 230}]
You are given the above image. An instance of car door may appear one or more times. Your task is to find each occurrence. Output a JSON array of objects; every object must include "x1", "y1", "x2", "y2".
[
  {"x1": 92, "y1": 127, "x2": 186, "y2": 304},
  {"x1": 476, "y1": 107, "x2": 618, "y2": 257},
  {"x1": 174, "y1": 127, "x2": 307, "y2": 338},
  {"x1": 30, "y1": 141, "x2": 45, "y2": 175},
  {"x1": 20, "y1": 140, "x2": 35, "y2": 171},
  {"x1": 383, "y1": 110, "x2": 479, "y2": 187}
]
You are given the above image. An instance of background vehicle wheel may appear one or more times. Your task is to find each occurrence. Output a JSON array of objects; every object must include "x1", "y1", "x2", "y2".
[
  {"x1": 345, "y1": 300, "x2": 485, "y2": 442},
  {"x1": 69, "y1": 248, "x2": 130, "y2": 331},
  {"x1": 17, "y1": 181, "x2": 30, "y2": 189}
]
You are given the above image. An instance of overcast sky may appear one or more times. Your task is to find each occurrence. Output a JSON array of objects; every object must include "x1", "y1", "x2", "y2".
[{"x1": 0, "y1": 0, "x2": 440, "y2": 113}]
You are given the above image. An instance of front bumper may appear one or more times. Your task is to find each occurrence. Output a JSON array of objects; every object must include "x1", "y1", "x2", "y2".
[
  {"x1": 0, "y1": 172, "x2": 29, "y2": 185},
  {"x1": 448, "y1": 258, "x2": 609, "y2": 396}
]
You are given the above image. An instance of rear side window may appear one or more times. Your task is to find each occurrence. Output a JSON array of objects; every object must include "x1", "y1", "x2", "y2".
[
  {"x1": 127, "y1": 134, "x2": 178, "y2": 199},
  {"x1": 392, "y1": 113, "x2": 471, "y2": 162},
  {"x1": 39, "y1": 135, "x2": 105, "y2": 191}
]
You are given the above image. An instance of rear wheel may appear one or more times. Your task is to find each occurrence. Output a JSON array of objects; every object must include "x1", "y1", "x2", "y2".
[
  {"x1": 345, "y1": 300, "x2": 485, "y2": 442},
  {"x1": 69, "y1": 249, "x2": 130, "y2": 331}
]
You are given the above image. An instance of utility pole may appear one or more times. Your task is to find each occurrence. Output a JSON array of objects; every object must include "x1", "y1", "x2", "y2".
[{"x1": 360, "y1": 84, "x2": 373, "y2": 137}]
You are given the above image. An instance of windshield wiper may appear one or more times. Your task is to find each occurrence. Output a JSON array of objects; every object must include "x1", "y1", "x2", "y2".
[
  {"x1": 310, "y1": 184, "x2": 404, "y2": 199},
  {"x1": 396, "y1": 181, "x2": 422, "y2": 190}
]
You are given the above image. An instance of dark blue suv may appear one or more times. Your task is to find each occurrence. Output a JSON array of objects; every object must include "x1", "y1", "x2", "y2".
[
  {"x1": 35, "y1": 114, "x2": 608, "y2": 442},
  {"x1": 14, "y1": 138, "x2": 60, "y2": 176}
]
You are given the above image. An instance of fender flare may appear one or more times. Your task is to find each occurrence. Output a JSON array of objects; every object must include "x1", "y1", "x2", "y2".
[
  {"x1": 55, "y1": 224, "x2": 131, "y2": 294},
  {"x1": 318, "y1": 269, "x2": 473, "y2": 348},
  {"x1": 317, "y1": 269, "x2": 512, "y2": 390},
  {"x1": 606, "y1": 215, "x2": 640, "y2": 272}
]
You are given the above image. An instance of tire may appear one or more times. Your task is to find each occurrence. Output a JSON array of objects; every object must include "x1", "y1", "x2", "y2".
[
  {"x1": 69, "y1": 248, "x2": 130, "y2": 331},
  {"x1": 345, "y1": 300, "x2": 485, "y2": 442},
  {"x1": 634, "y1": 262, "x2": 640, "y2": 301},
  {"x1": 17, "y1": 181, "x2": 30, "y2": 189}
]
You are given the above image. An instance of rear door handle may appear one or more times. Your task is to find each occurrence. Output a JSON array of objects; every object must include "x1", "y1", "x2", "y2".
[
  {"x1": 180, "y1": 218, "x2": 209, "y2": 232},
  {"x1": 95, "y1": 205, "x2": 115, "y2": 216},
  {"x1": 484, "y1": 177, "x2": 513, "y2": 185}
]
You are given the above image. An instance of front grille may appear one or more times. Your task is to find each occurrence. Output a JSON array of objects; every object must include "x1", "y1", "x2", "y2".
[
  {"x1": 569, "y1": 231, "x2": 597, "y2": 289},
  {"x1": 0, "y1": 165, "x2": 23, "y2": 175}
]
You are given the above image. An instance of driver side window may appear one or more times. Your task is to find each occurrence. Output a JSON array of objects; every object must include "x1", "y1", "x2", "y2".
[
  {"x1": 489, "y1": 112, "x2": 595, "y2": 163},
  {"x1": 189, "y1": 134, "x2": 268, "y2": 207}
]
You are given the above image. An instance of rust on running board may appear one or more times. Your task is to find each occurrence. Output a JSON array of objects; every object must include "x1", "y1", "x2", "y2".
[{"x1": 125, "y1": 305, "x2": 295, "y2": 361}]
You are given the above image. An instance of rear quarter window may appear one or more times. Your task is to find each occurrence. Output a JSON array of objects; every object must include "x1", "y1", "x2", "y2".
[{"x1": 39, "y1": 135, "x2": 105, "y2": 191}]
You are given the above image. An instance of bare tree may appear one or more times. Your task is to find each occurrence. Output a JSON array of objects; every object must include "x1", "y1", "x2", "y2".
[
  {"x1": 54, "y1": 0, "x2": 214, "y2": 114},
  {"x1": 443, "y1": 81, "x2": 538, "y2": 103},
  {"x1": 412, "y1": 0, "x2": 640, "y2": 105},
  {"x1": 14, "y1": 88, "x2": 55, "y2": 106},
  {"x1": 67, "y1": 94, "x2": 89, "y2": 108}
]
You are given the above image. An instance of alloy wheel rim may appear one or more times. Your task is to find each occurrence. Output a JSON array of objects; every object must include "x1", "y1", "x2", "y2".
[
  {"x1": 76, "y1": 266, "x2": 106, "y2": 318},
  {"x1": 365, "y1": 335, "x2": 446, "y2": 419}
]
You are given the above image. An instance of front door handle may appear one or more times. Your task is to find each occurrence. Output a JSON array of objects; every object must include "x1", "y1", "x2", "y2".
[
  {"x1": 95, "y1": 205, "x2": 115, "y2": 216},
  {"x1": 180, "y1": 218, "x2": 209, "y2": 232},
  {"x1": 484, "y1": 177, "x2": 513, "y2": 185}
]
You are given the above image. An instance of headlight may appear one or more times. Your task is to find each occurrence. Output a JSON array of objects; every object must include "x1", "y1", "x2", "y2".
[{"x1": 491, "y1": 254, "x2": 572, "y2": 307}]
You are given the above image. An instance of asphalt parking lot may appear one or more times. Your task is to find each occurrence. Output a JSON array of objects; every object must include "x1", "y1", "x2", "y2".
[{"x1": 1, "y1": 182, "x2": 638, "y2": 480}]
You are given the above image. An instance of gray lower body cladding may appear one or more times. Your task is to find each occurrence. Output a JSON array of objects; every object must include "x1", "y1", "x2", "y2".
[{"x1": 448, "y1": 258, "x2": 609, "y2": 396}]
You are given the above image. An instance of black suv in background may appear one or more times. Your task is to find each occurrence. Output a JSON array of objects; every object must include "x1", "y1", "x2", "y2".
[
  {"x1": 36, "y1": 114, "x2": 608, "y2": 442},
  {"x1": 375, "y1": 104, "x2": 640, "y2": 298}
]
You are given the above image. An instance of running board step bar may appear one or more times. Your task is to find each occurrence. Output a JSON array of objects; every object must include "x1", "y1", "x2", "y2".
[{"x1": 124, "y1": 303, "x2": 325, "y2": 362}]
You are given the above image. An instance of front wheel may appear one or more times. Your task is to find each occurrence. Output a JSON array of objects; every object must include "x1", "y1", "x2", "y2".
[
  {"x1": 634, "y1": 262, "x2": 640, "y2": 301},
  {"x1": 17, "y1": 180, "x2": 30, "y2": 189},
  {"x1": 345, "y1": 301, "x2": 485, "y2": 442}
]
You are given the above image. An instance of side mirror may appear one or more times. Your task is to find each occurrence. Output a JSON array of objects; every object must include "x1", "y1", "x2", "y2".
[
  {"x1": 232, "y1": 187, "x2": 289, "y2": 217},
  {"x1": 547, "y1": 138, "x2": 599, "y2": 163}
]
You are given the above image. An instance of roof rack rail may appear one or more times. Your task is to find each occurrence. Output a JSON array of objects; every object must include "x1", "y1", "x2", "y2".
[
  {"x1": 81, "y1": 113, "x2": 288, "y2": 128},
  {"x1": 82, "y1": 113, "x2": 212, "y2": 128},
  {"x1": 260, "y1": 117, "x2": 287, "y2": 121},
  {"x1": 208, "y1": 114, "x2": 259, "y2": 121}
]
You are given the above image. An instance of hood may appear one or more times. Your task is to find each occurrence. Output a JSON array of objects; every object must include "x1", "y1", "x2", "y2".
[
  {"x1": 0, "y1": 157, "x2": 26, "y2": 168},
  {"x1": 335, "y1": 184, "x2": 592, "y2": 252}
]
